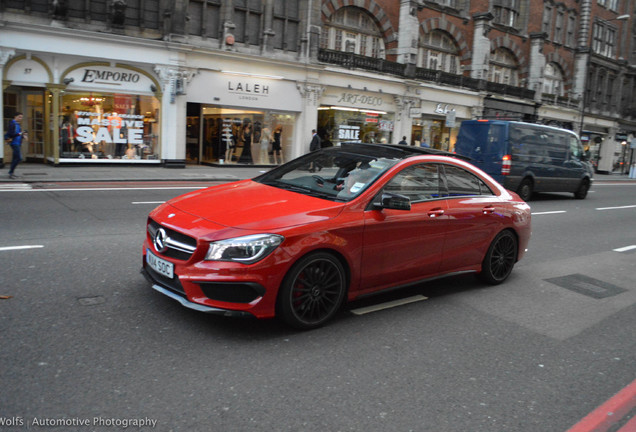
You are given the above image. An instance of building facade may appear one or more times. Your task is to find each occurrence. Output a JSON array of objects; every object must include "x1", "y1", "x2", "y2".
[{"x1": 1, "y1": 0, "x2": 634, "y2": 172}]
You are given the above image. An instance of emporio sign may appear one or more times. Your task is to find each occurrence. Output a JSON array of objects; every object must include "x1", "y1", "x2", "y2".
[{"x1": 81, "y1": 68, "x2": 141, "y2": 84}]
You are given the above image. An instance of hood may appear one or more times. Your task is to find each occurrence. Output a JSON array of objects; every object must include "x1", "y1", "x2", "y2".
[{"x1": 166, "y1": 180, "x2": 344, "y2": 230}]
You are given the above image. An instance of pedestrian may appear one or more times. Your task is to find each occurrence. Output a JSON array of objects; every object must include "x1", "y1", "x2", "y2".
[
  {"x1": 5, "y1": 112, "x2": 27, "y2": 179},
  {"x1": 421, "y1": 138, "x2": 430, "y2": 148},
  {"x1": 309, "y1": 129, "x2": 321, "y2": 172},
  {"x1": 398, "y1": 136, "x2": 408, "y2": 145},
  {"x1": 309, "y1": 129, "x2": 321, "y2": 151}
]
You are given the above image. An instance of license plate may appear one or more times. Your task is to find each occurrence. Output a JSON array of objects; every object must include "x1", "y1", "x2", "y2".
[{"x1": 146, "y1": 249, "x2": 174, "y2": 278}]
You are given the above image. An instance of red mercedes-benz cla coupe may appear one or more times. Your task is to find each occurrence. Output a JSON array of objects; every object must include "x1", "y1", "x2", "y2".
[{"x1": 142, "y1": 144, "x2": 531, "y2": 329}]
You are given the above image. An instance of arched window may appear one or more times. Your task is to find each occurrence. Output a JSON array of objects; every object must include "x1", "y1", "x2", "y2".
[
  {"x1": 488, "y1": 48, "x2": 519, "y2": 86},
  {"x1": 320, "y1": 7, "x2": 385, "y2": 59},
  {"x1": 417, "y1": 30, "x2": 460, "y2": 74},
  {"x1": 543, "y1": 63, "x2": 564, "y2": 96}
]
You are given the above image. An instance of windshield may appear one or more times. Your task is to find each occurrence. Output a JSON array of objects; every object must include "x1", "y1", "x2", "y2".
[{"x1": 255, "y1": 147, "x2": 400, "y2": 202}]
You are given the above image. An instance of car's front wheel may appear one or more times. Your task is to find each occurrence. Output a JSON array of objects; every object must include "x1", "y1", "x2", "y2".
[
  {"x1": 479, "y1": 230, "x2": 518, "y2": 285},
  {"x1": 574, "y1": 178, "x2": 590, "y2": 199},
  {"x1": 277, "y1": 252, "x2": 347, "y2": 329}
]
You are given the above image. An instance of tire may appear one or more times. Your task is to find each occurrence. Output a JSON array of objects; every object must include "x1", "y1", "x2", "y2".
[
  {"x1": 574, "y1": 179, "x2": 590, "y2": 199},
  {"x1": 479, "y1": 230, "x2": 518, "y2": 285},
  {"x1": 277, "y1": 252, "x2": 347, "y2": 329},
  {"x1": 517, "y1": 178, "x2": 533, "y2": 202}
]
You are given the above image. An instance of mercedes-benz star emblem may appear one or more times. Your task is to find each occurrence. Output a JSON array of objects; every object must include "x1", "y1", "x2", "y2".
[{"x1": 153, "y1": 228, "x2": 169, "y2": 254}]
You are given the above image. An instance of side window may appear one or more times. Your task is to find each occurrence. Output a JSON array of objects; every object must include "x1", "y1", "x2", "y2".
[
  {"x1": 485, "y1": 124, "x2": 505, "y2": 155},
  {"x1": 443, "y1": 165, "x2": 494, "y2": 196},
  {"x1": 568, "y1": 135, "x2": 583, "y2": 160},
  {"x1": 384, "y1": 164, "x2": 445, "y2": 202},
  {"x1": 545, "y1": 131, "x2": 567, "y2": 162}
]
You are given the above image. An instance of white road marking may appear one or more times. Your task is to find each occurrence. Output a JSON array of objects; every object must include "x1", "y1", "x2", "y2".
[
  {"x1": 351, "y1": 295, "x2": 428, "y2": 316},
  {"x1": 532, "y1": 211, "x2": 567, "y2": 215},
  {"x1": 132, "y1": 201, "x2": 166, "y2": 205},
  {"x1": 596, "y1": 204, "x2": 636, "y2": 211},
  {"x1": 0, "y1": 245, "x2": 44, "y2": 252},
  {"x1": 613, "y1": 245, "x2": 636, "y2": 253},
  {"x1": 0, "y1": 183, "x2": 32, "y2": 190}
]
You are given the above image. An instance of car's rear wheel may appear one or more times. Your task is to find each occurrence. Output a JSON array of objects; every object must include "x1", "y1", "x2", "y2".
[
  {"x1": 517, "y1": 178, "x2": 533, "y2": 202},
  {"x1": 277, "y1": 252, "x2": 346, "y2": 329},
  {"x1": 574, "y1": 178, "x2": 590, "y2": 199},
  {"x1": 479, "y1": 230, "x2": 518, "y2": 285}
]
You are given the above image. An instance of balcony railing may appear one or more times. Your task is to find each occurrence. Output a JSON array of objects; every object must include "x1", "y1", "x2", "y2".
[
  {"x1": 318, "y1": 48, "x2": 535, "y2": 101},
  {"x1": 540, "y1": 93, "x2": 581, "y2": 109}
]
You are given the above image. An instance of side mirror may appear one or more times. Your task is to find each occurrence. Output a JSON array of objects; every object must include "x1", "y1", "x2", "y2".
[{"x1": 373, "y1": 192, "x2": 411, "y2": 211}]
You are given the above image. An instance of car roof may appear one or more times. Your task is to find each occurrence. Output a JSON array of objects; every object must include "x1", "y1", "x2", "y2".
[{"x1": 327, "y1": 143, "x2": 471, "y2": 161}]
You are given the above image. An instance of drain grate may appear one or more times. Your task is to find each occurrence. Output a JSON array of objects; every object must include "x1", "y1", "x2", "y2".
[{"x1": 545, "y1": 274, "x2": 627, "y2": 299}]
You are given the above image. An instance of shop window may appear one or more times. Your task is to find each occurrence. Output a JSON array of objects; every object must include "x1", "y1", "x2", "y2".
[
  {"x1": 488, "y1": 48, "x2": 519, "y2": 86},
  {"x1": 272, "y1": 0, "x2": 300, "y2": 51},
  {"x1": 411, "y1": 118, "x2": 458, "y2": 151},
  {"x1": 318, "y1": 106, "x2": 394, "y2": 146},
  {"x1": 417, "y1": 30, "x2": 460, "y2": 74},
  {"x1": 322, "y1": 7, "x2": 385, "y2": 59},
  {"x1": 192, "y1": 106, "x2": 296, "y2": 165},
  {"x1": 61, "y1": 93, "x2": 160, "y2": 161}
]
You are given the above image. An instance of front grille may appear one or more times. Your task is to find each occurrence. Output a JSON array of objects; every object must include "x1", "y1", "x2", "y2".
[{"x1": 148, "y1": 219, "x2": 197, "y2": 261}]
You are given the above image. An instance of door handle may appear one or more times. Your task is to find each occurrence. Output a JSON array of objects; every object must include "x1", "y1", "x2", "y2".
[
  {"x1": 427, "y1": 208, "x2": 445, "y2": 218},
  {"x1": 482, "y1": 206, "x2": 496, "y2": 214}
]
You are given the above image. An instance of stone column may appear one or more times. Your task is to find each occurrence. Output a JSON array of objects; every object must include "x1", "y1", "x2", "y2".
[
  {"x1": 528, "y1": 33, "x2": 547, "y2": 103},
  {"x1": 573, "y1": 0, "x2": 592, "y2": 101},
  {"x1": 154, "y1": 65, "x2": 196, "y2": 166},
  {"x1": 47, "y1": 84, "x2": 64, "y2": 164},
  {"x1": 397, "y1": 1, "x2": 421, "y2": 66},
  {"x1": 295, "y1": 82, "x2": 324, "y2": 159},
  {"x1": 393, "y1": 95, "x2": 419, "y2": 144},
  {"x1": 470, "y1": 13, "x2": 494, "y2": 81}
]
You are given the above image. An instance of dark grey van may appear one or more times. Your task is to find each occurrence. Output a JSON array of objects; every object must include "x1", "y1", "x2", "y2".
[{"x1": 455, "y1": 120, "x2": 594, "y2": 201}]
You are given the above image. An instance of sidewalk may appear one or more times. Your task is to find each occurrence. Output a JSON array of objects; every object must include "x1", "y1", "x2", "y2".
[
  {"x1": 0, "y1": 162, "x2": 634, "y2": 184},
  {"x1": 0, "y1": 162, "x2": 268, "y2": 183}
]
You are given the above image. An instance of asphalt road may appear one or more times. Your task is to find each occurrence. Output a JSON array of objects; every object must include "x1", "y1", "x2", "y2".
[{"x1": 1, "y1": 181, "x2": 634, "y2": 431}]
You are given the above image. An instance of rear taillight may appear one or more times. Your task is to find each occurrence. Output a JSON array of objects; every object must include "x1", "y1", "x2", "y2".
[{"x1": 502, "y1": 155, "x2": 511, "y2": 175}]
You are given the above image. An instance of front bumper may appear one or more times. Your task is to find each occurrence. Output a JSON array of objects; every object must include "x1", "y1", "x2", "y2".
[{"x1": 141, "y1": 268, "x2": 254, "y2": 317}]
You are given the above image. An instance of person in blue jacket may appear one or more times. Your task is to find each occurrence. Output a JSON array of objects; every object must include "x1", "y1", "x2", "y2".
[{"x1": 5, "y1": 112, "x2": 27, "y2": 179}]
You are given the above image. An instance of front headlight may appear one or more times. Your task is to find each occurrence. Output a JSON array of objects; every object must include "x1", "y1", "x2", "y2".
[{"x1": 205, "y1": 234, "x2": 284, "y2": 264}]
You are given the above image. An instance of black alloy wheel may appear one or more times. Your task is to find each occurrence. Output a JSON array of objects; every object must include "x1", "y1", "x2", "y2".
[
  {"x1": 479, "y1": 230, "x2": 518, "y2": 285},
  {"x1": 517, "y1": 178, "x2": 533, "y2": 202},
  {"x1": 278, "y1": 252, "x2": 347, "y2": 329}
]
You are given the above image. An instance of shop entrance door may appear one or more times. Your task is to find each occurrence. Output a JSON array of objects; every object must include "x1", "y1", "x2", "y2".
[{"x1": 24, "y1": 90, "x2": 45, "y2": 159}]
